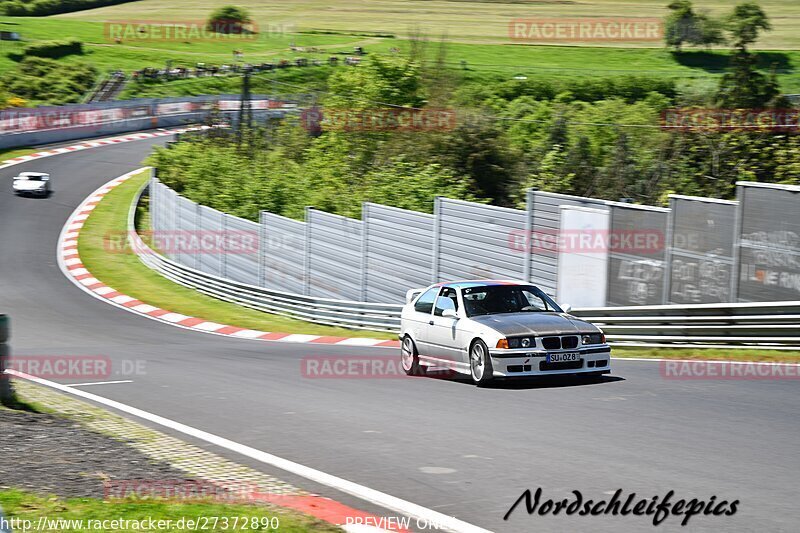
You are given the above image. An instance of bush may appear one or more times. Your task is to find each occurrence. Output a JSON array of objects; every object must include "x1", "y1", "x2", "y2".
[
  {"x1": 22, "y1": 38, "x2": 83, "y2": 59},
  {"x1": 207, "y1": 5, "x2": 253, "y2": 34},
  {"x1": 2, "y1": 57, "x2": 97, "y2": 105}
]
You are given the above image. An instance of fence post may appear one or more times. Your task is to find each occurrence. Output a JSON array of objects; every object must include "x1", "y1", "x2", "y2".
[
  {"x1": 431, "y1": 197, "x2": 442, "y2": 283},
  {"x1": 149, "y1": 168, "x2": 157, "y2": 234},
  {"x1": 258, "y1": 211, "x2": 267, "y2": 287},
  {"x1": 304, "y1": 206, "x2": 312, "y2": 296},
  {"x1": 731, "y1": 184, "x2": 744, "y2": 303},
  {"x1": 360, "y1": 203, "x2": 369, "y2": 302},
  {"x1": 195, "y1": 203, "x2": 202, "y2": 270},
  {"x1": 523, "y1": 189, "x2": 533, "y2": 283},
  {"x1": 221, "y1": 214, "x2": 229, "y2": 279},
  {"x1": 662, "y1": 196, "x2": 676, "y2": 304}
]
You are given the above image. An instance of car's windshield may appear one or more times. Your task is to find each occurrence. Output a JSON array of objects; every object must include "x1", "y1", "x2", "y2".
[
  {"x1": 462, "y1": 285, "x2": 562, "y2": 317},
  {"x1": 17, "y1": 175, "x2": 46, "y2": 181}
]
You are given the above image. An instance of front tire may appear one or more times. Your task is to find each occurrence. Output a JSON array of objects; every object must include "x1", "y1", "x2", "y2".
[
  {"x1": 401, "y1": 336, "x2": 425, "y2": 376},
  {"x1": 469, "y1": 339, "x2": 494, "y2": 386}
]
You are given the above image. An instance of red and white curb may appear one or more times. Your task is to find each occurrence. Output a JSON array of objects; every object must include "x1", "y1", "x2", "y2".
[
  {"x1": 58, "y1": 168, "x2": 401, "y2": 349},
  {"x1": 0, "y1": 127, "x2": 205, "y2": 171}
]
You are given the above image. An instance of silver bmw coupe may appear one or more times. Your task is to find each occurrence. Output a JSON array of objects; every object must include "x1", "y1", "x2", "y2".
[{"x1": 399, "y1": 280, "x2": 611, "y2": 385}]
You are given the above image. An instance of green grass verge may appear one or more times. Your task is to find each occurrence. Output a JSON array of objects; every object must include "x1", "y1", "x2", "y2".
[
  {"x1": 77, "y1": 169, "x2": 395, "y2": 339},
  {"x1": 0, "y1": 489, "x2": 339, "y2": 532},
  {"x1": 0, "y1": 146, "x2": 36, "y2": 162}
]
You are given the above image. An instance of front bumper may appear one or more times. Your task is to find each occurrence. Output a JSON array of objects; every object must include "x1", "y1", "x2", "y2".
[
  {"x1": 488, "y1": 346, "x2": 611, "y2": 377},
  {"x1": 14, "y1": 189, "x2": 47, "y2": 196}
]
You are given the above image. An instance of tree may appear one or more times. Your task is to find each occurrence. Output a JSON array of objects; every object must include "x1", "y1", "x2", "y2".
[
  {"x1": 726, "y1": 2, "x2": 771, "y2": 50},
  {"x1": 432, "y1": 114, "x2": 523, "y2": 206},
  {"x1": 564, "y1": 135, "x2": 597, "y2": 196},
  {"x1": 207, "y1": 5, "x2": 253, "y2": 34},
  {"x1": 716, "y1": 51, "x2": 779, "y2": 108},
  {"x1": 598, "y1": 131, "x2": 639, "y2": 201},
  {"x1": 664, "y1": 0, "x2": 725, "y2": 50},
  {"x1": 326, "y1": 55, "x2": 423, "y2": 110},
  {"x1": 665, "y1": 0, "x2": 698, "y2": 51}
]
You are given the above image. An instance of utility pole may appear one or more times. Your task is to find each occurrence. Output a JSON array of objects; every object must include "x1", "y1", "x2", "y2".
[{"x1": 237, "y1": 65, "x2": 253, "y2": 145}]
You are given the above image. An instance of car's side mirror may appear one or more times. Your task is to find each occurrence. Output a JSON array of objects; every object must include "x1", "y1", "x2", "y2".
[
  {"x1": 560, "y1": 303, "x2": 572, "y2": 313},
  {"x1": 405, "y1": 289, "x2": 422, "y2": 304},
  {"x1": 442, "y1": 308, "x2": 457, "y2": 318}
]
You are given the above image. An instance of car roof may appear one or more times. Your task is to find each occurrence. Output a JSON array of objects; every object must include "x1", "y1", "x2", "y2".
[
  {"x1": 17, "y1": 172, "x2": 49, "y2": 177},
  {"x1": 437, "y1": 279, "x2": 526, "y2": 289}
]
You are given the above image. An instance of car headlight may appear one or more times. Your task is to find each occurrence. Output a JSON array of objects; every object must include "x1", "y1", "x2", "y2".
[
  {"x1": 582, "y1": 333, "x2": 605, "y2": 345},
  {"x1": 505, "y1": 337, "x2": 533, "y2": 349}
]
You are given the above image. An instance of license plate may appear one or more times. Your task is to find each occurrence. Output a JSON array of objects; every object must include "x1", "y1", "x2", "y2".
[{"x1": 547, "y1": 352, "x2": 579, "y2": 363}]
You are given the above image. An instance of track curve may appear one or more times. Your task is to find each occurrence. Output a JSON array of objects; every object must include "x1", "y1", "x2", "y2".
[{"x1": 1, "y1": 137, "x2": 798, "y2": 532}]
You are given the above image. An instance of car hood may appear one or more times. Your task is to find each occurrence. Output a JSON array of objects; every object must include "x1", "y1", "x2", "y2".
[
  {"x1": 13, "y1": 181, "x2": 46, "y2": 190},
  {"x1": 470, "y1": 312, "x2": 599, "y2": 336}
]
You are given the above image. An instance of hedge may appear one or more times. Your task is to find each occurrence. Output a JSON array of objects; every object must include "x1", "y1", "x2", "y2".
[
  {"x1": 22, "y1": 39, "x2": 83, "y2": 59},
  {"x1": 0, "y1": 0, "x2": 139, "y2": 17}
]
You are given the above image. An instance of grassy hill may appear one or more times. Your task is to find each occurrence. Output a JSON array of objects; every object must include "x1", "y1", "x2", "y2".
[
  {"x1": 0, "y1": 0, "x2": 798, "y2": 101},
  {"x1": 56, "y1": 0, "x2": 800, "y2": 49}
]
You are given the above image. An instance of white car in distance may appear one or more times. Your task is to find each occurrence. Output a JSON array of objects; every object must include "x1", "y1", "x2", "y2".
[{"x1": 12, "y1": 172, "x2": 51, "y2": 197}]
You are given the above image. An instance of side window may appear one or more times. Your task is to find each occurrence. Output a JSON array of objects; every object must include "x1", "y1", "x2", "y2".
[
  {"x1": 414, "y1": 287, "x2": 438, "y2": 314},
  {"x1": 434, "y1": 287, "x2": 459, "y2": 316},
  {"x1": 522, "y1": 289, "x2": 550, "y2": 311}
]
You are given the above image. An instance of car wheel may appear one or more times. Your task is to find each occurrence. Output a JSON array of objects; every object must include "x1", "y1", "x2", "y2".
[
  {"x1": 469, "y1": 339, "x2": 493, "y2": 386},
  {"x1": 401, "y1": 336, "x2": 425, "y2": 376}
]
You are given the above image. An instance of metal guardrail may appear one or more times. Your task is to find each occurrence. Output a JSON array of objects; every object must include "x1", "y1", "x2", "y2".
[
  {"x1": 571, "y1": 302, "x2": 800, "y2": 349},
  {"x1": 129, "y1": 184, "x2": 800, "y2": 348}
]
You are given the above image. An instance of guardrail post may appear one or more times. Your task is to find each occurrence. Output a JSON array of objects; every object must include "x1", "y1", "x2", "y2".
[{"x1": 431, "y1": 197, "x2": 442, "y2": 283}]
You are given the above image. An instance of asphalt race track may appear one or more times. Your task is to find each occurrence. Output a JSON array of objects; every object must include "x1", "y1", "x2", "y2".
[{"x1": 1, "y1": 137, "x2": 798, "y2": 532}]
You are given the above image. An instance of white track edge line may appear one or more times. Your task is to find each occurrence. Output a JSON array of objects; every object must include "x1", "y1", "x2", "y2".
[{"x1": 8, "y1": 370, "x2": 492, "y2": 533}]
